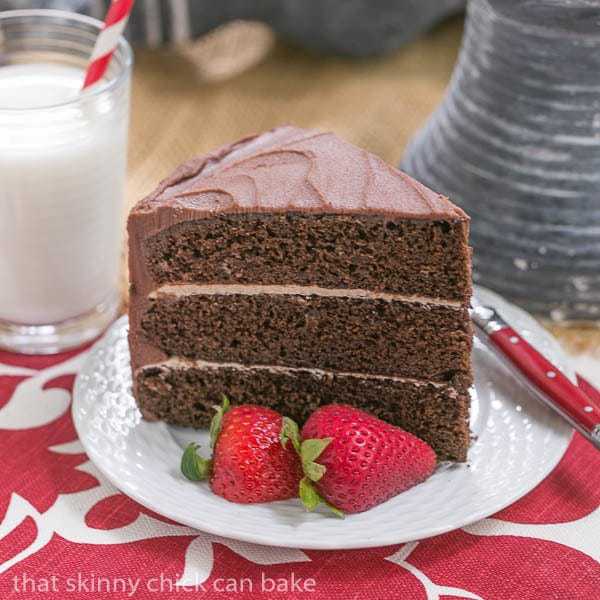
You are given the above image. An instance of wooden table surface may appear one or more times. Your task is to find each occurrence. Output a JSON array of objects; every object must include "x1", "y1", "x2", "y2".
[{"x1": 123, "y1": 18, "x2": 600, "y2": 380}]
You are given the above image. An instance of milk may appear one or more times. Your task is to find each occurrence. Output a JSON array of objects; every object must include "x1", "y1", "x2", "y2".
[{"x1": 0, "y1": 63, "x2": 129, "y2": 325}]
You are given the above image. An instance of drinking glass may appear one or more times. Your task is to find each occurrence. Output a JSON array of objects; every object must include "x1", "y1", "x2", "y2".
[{"x1": 0, "y1": 10, "x2": 133, "y2": 353}]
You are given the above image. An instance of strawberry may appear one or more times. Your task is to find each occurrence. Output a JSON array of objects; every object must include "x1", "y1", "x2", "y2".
[
  {"x1": 282, "y1": 404, "x2": 437, "y2": 515},
  {"x1": 181, "y1": 396, "x2": 303, "y2": 504}
]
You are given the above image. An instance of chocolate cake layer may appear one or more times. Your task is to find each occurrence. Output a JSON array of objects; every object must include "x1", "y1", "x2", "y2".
[
  {"x1": 140, "y1": 289, "x2": 473, "y2": 381},
  {"x1": 135, "y1": 361, "x2": 470, "y2": 462},
  {"x1": 142, "y1": 214, "x2": 471, "y2": 302}
]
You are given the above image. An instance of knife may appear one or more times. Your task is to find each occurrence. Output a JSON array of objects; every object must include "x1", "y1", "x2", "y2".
[{"x1": 471, "y1": 296, "x2": 600, "y2": 450}]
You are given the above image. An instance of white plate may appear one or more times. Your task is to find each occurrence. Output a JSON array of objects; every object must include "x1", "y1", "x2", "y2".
[{"x1": 73, "y1": 287, "x2": 573, "y2": 549}]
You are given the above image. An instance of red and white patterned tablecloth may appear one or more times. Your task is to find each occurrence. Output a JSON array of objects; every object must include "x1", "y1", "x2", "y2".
[{"x1": 1, "y1": 346, "x2": 599, "y2": 600}]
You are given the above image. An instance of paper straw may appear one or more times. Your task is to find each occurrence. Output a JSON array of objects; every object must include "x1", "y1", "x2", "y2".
[{"x1": 82, "y1": 0, "x2": 134, "y2": 89}]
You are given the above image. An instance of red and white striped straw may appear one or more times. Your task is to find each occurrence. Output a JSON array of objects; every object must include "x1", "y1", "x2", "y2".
[{"x1": 82, "y1": 0, "x2": 134, "y2": 89}]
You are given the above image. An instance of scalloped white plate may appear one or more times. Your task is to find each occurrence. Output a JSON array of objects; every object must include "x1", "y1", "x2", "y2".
[{"x1": 73, "y1": 286, "x2": 572, "y2": 549}]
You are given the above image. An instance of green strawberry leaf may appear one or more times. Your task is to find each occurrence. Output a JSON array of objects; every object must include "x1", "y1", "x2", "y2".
[
  {"x1": 181, "y1": 443, "x2": 212, "y2": 481},
  {"x1": 299, "y1": 438, "x2": 331, "y2": 482},
  {"x1": 209, "y1": 394, "x2": 230, "y2": 449},
  {"x1": 298, "y1": 477, "x2": 344, "y2": 519},
  {"x1": 299, "y1": 477, "x2": 321, "y2": 511},
  {"x1": 303, "y1": 460, "x2": 326, "y2": 482},
  {"x1": 300, "y1": 438, "x2": 332, "y2": 463},
  {"x1": 280, "y1": 416, "x2": 301, "y2": 453}
]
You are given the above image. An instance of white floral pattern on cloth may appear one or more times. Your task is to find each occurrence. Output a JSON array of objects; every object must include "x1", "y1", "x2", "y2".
[{"x1": 0, "y1": 349, "x2": 599, "y2": 599}]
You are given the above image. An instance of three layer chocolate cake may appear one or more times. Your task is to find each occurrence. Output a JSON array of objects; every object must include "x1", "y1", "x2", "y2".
[{"x1": 128, "y1": 126, "x2": 473, "y2": 461}]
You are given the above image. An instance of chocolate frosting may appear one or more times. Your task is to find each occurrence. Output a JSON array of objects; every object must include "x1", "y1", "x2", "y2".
[{"x1": 132, "y1": 126, "x2": 467, "y2": 223}]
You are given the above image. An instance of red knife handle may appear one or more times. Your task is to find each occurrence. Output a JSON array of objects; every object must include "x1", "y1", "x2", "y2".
[{"x1": 489, "y1": 326, "x2": 600, "y2": 439}]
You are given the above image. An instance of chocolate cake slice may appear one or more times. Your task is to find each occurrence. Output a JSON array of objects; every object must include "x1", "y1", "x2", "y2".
[{"x1": 128, "y1": 126, "x2": 473, "y2": 461}]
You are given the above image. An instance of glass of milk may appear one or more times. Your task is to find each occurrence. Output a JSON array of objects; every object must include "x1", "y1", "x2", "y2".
[{"x1": 0, "y1": 10, "x2": 132, "y2": 353}]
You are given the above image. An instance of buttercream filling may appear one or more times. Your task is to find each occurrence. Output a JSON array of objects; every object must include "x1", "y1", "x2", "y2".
[
  {"x1": 149, "y1": 283, "x2": 463, "y2": 307},
  {"x1": 139, "y1": 356, "x2": 453, "y2": 390}
]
